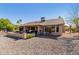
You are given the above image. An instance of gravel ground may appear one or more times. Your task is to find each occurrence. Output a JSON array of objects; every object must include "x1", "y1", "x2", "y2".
[{"x1": 0, "y1": 33, "x2": 79, "y2": 55}]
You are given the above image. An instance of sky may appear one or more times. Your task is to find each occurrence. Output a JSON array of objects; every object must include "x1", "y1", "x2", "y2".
[{"x1": 0, "y1": 3, "x2": 79, "y2": 24}]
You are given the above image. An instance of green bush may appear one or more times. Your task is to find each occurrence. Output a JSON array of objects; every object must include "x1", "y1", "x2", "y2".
[
  {"x1": 71, "y1": 27, "x2": 77, "y2": 33},
  {"x1": 26, "y1": 33, "x2": 35, "y2": 39},
  {"x1": 7, "y1": 24, "x2": 15, "y2": 31}
]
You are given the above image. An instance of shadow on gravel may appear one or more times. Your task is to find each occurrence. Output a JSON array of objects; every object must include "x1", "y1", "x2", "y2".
[
  {"x1": 73, "y1": 36, "x2": 79, "y2": 40},
  {"x1": 59, "y1": 37, "x2": 76, "y2": 40},
  {"x1": 5, "y1": 35, "x2": 23, "y2": 40},
  {"x1": 37, "y1": 35, "x2": 61, "y2": 40}
]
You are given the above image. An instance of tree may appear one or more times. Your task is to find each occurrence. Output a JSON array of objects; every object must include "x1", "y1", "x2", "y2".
[
  {"x1": 0, "y1": 18, "x2": 12, "y2": 25},
  {"x1": 16, "y1": 19, "x2": 22, "y2": 31},
  {"x1": 7, "y1": 24, "x2": 15, "y2": 31},
  {"x1": 0, "y1": 18, "x2": 15, "y2": 31},
  {"x1": 19, "y1": 19, "x2": 22, "y2": 23},
  {"x1": 70, "y1": 6, "x2": 79, "y2": 32},
  {"x1": 16, "y1": 19, "x2": 22, "y2": 24},
  {"x1": 69, "y1": 5, "x2": 79, "y2": 39},
  {"x1": 0, "y1": 22, "x2": 6, "y2": 30}
]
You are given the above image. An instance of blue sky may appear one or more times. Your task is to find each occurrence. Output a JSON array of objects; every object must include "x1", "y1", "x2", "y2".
[{"x1": 0, "y1": 3, "x2": 79, "y2": 24}]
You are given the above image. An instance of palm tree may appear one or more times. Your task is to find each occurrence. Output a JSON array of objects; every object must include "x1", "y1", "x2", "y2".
[
  {"x1": 16, "y1": 19, "x2": 22, "y2": 31},
  {"x1": 19, "y1": 19, "x2": 22, "y2": 23},
  {"x1": 16, "y1": 19, "x2": 22, "y2": 25}
]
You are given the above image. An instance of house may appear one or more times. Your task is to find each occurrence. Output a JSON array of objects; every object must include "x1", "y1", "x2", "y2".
[{"x1": 19, "y1": 17, "x2": 65, "y2": 35}]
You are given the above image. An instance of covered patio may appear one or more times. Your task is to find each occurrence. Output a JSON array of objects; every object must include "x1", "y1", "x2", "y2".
[
  {"x1": 19, "y1": 24, "x2": 64, "y2": 35},
  {"x1": 19, "y1": 18, "x2": 64, "y2": 36}
]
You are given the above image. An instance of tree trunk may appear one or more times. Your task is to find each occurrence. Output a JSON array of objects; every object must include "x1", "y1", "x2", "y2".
[
  {"x1": 69, "y1": 25, "x2": 72, "y2": 33},
  {"x1": 76, "y1": 25, "x2": 79, "y2": 40},
  {"x1": 76, "y1": 24, "x2": 79, "y2": 32}
]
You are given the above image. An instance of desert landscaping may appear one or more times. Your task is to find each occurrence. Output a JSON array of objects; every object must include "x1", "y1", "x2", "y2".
[{"x1": 0, "y1": 32, "x2": 79, "y2": 55}]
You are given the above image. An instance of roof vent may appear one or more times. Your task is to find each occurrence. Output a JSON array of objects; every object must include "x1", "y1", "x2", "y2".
[{"x1": 41, "y1": 17, "x2": 45, "y2": 22}]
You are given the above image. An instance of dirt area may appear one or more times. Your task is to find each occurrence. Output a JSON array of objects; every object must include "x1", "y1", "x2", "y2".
[{"x1": 0, "y1": 32, "x2": 79, "y2": 55}]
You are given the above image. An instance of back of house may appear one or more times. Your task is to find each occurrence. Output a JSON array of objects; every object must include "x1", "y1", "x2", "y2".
[{"x1": 19, "y1": 17, "x2": 65, "y2": 36}]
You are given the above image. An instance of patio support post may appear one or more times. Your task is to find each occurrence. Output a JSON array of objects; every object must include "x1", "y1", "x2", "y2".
[
  {"x1": 55, "y1": 25, "x2": 57, "y2": 33},
  {"x1": 43, "y1": 26, "x2": 45, "y2": 35},
  {"x1": 23, "y1": 26, "x2": 26, "y2": 32},
  {"x1": 35, "y1": 26, "x2": 37, "y2": 30},
  {"x1": 23, "y1": 26, "x2": 27, "y2": 39},
  {"x1": 37, "y1": 26, "x2": 40, "y2": 34},
  {"x1": 30, "y1": 26, "x2": 31, "y2": 30}
]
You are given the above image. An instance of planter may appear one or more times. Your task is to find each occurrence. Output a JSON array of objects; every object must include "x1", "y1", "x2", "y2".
[{"x1": 7, "y1": 32, "x2": 35, "y2": 39}]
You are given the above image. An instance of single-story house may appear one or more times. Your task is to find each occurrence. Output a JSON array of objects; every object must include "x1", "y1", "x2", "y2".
[{"x1": 19, "y1": 17, "x2": 65, "y2": 35}]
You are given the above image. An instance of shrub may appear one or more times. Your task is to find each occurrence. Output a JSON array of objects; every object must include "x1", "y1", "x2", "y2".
[
  {"x1": 26, "y1": 33, "x2": 35, "y2": 39},
  {"x1": 71, "y1": 27, "x2": 77, "y2": 33}
]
